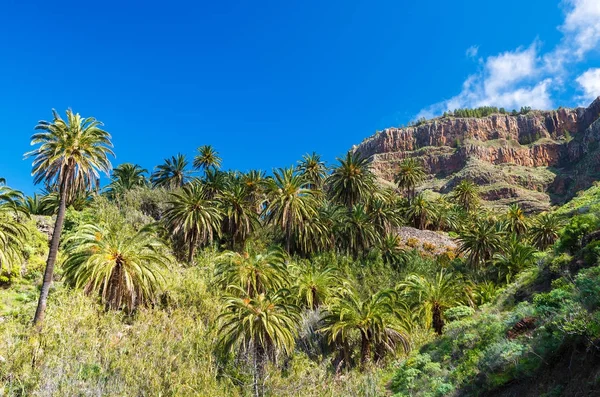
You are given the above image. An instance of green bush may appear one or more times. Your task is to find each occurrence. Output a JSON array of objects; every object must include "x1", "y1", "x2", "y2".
[
  {"x1": 558, "y1": 214, "x2": 599, "y2": 253},
  {"x1": 444, "y1": 305, "x2": 474, "y2": 322}
]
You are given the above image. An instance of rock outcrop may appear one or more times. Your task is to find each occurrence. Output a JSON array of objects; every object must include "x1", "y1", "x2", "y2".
[{"x1": 354, "y1": 97, "x2": 600, "y2": 212}]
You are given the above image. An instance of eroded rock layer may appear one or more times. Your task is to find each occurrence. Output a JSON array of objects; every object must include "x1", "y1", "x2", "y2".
[{"x1": 354, "y1": 98, "x2": 600, "y2": 211}]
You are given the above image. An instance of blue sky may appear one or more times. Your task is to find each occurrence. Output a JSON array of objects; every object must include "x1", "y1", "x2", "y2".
[{"x1": 1, "y1": 0, "x2": 598, "y2": 194}]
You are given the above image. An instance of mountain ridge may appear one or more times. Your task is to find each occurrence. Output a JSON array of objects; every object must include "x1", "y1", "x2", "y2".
[{"x1": 353, "y1": 97, "x2": 600, "y2": 212}]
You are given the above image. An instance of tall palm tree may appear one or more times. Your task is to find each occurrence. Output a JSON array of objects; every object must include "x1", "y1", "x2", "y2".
[
  {"x1": 504, "y1": 204, "x2": 528, "y2": 236},
  {"x1": 405, "y1": 193, "x2": 436, "y2": 230},
  {"x1": 214, "y1": 248, "x2": 289, "y2": 297},
  {"x1": 369, "y1": 198, "x2": 403, "y2": 235},
  {"x1": 193, "y1": 145, "x2": 221, "y2": 171},
  {"x1": 399, "y1": 270, "x2": 470, "y2": 334},
  {"x1": 264, "y1": 167, "x2": 318, "y2": 252},
  {"x1": 0, "y1": 186, "x2": 27, "y2": 278},
  {"x1": 294, "y1": 211, "x2": 331, "y2": 255},
  {"x1": 62, "y1": 223, "x2": 168, "y2": 311},
  {"x1": 338, "y1": 204, "x2": 379, "y2": 257},
  {"x1": 394, "y1": 158, "x2": 426, "y2": 199},
  {"x1": 292, "y1": 262, "x2": 340, "y2": 310},
  {"x1": 529, "y1": 212, "x2": 563, "y2": 250},
  {"x1": 106, "y1": 163, "x2": 148, "y2": 197},
  {"x1": 220, "y1": 182, "x2": 259, "y2": 249},
  {"x1": 327, "y1": 151, "x2": 375, "y2": 209},
  {"x1": 150, "y1": 154, "x2": 191, "y2": 189},
  {"x1": 217, "y1": 289, "x2": 300, "y2": 397},
  {"x1": 320, "y1": 289, "x2": 410, "y2": 367},
  {"x1": 457, "y1": 220, "x2": 505, "y2": 269},
  {"x1": 297, "y1": 152, "x2": 328, "y2": 189},
  {"x1": 451, "y1": 179, "x2": 480, "y2": 213},
  {"x1": 25, "y1": 109, "x2": 114, "y2": 325},
  {"x1": 163, "y1": 182, "x2": 222, "y2": 263},
  {"x1": 242, "y1": 170, "x2": 268, "y2": 213},
  {"x1": 202, "y1": 168, "x2": 228, "y2": 199}
]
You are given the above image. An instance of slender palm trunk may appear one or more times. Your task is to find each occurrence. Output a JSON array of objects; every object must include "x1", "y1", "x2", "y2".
[
  {"x1": 360, "y1": 330, "x2": 371, "y2": 368},
  {"x1": 33, "y1": 170, "x2": 70, "y2": 326},
  {"x1": 285, "y1": 225, "x2": 292, "y2": 253},
  {"x1": 188, "y1": 231, "x2": 198, "y2": 264},
  {"x1": 433, "y1": 302, "x2": 444, "y2": 335},
  {"x1": 253, "y1": 341, "x2": 266, "y2": 397}
]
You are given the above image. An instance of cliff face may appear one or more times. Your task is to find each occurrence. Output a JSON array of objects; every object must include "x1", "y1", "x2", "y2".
[{"x1": 354, "y1": 98, "x2": 600, "y2": 211}]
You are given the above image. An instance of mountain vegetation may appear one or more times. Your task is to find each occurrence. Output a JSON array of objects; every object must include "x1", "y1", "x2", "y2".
[{"x1": 2, "y1": 108, "x2": 600, "y2": 396}]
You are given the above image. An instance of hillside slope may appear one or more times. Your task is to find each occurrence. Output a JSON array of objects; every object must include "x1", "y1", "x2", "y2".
[
  {"x1": 354, "y1": 98, "x2": 600, "y2": 212},
  {"x1": 389, "y1": 183, "x2": 600, "y2": 397}
]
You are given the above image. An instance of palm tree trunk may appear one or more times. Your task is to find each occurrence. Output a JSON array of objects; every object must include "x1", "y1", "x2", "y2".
[
  {"x1": 188, "y1": 231, "x2": 198, "y2": 264},
  {"x1": 285, "y1": 226, "x2": 292, "y2": 253},
  {"x1": 253, "y1": 341, "x2": 266, "y2": 397},
  {"x1": 33, "y1": 169, "x2": 71, "y2": 326},
  {"x1": 433, "y1": 302, "x2": 444, "y2": 335},
  {"x1": 360, "y1": 330, "x2": 371, "y2": 369}
]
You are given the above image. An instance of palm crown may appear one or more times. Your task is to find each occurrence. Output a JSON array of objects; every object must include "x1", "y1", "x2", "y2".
[
  {"x1": 26, "y1": 109, "x2": 114, "y2": 200},
  {"x1": 151, "y1": 154, "x2": 191, "y2": 189},
  {"x1": 63, "y1": 223, "x2": 169, "y2": 311}
]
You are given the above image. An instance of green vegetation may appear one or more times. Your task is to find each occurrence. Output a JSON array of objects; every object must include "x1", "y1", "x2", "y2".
[
  {"x1": 2, "y1": 108, "x2": 600, "y2": 396},
  {"x1": 394, "y1": 158, "x2": 426, "y2": 199},
  {"x1": 442, "y1": 105, "x2": 534, "y2": 118}
]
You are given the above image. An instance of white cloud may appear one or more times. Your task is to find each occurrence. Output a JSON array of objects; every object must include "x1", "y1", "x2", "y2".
[
  {"x1": 561, "y1": 0, "x2": 600, "y2": 58},
  {"x1": 416, "y1": 0, "x2": 600, "y2": 118},
  {"x1": 576, "y1": 68, "x2": 600, "y2": 101},
  {"x1": 483, "y1": 45, "x2": 538, "y2": 97},
  {"x1": 466, "y1": 45, "x2": 479, "y2": 58}
]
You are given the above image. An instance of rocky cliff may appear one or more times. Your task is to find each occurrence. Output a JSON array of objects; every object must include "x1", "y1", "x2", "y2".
[{"x1": 354, "y1": 97, "x2": 600, "y2": 211}]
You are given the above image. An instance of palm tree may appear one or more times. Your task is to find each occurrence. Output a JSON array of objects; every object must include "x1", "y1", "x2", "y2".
[
  {"x1": 405, "y1": 193, "x2": 436, "y2": 230},
  {"x1": 163, "y1": 182, "x2": 222, "y2": 263},
  {"x1": 62, "y1": 223, "x2": 168, "y2": 311},
  {"x1": 379, "y1": 234, "x2": 407, "y2": 268},
  {"x1": 493, "y1": 236, "x2": 537, "y2": 283},
  {"x1": 457, "y1": 220, "x2": 505, "y2": 269},
  {"x1": 369, "y1": 198, "x2": 403, "y2": 235},
  {"x1": 150, "y1": 154, "x2": 191, "y2": 189},
  {"x1": 530, "y1": 212, "x2": 563, "y2": 250},
  {"x1": 193, "y1": 145, "x2": 221, "y2": 171},
  {"x1": 0, "y1": 186, "x2": 27, "y2": 278},
  {"x1": 292, "y1": 262, "x2": 340, "y2": 310},
  {"x1": 202, "y1": 168, "x2": 228, "y2": 199},
  {"x1": 320, "y1": 289, "x2": 410, "y2": 367},
  {"x1": 394, "y1": 158, "x2": 426, "y2": 199},
  {"x1": 19, "y1": 193, "x2": 54, "y2": 216},
  {"x1": 451, "y1": 179, "x2": 479, "y2": 212},
  {"x1": 338, "y1": 204, "x2": 379, "y2": 257},
  {"x1": 38, "y1": 189, "x2": 93, "y2": 213},
  {"x1": 242, "y1": 170, "x2": 268, "y2": 213},
  {"x1": 297, "y1": 152, "x2": 328, "y2": 189},
  {"x1": 220, "y1": 182, "x2": 259, "y2": 249},
  {"x1": 106, "y1": 163, "x2": 148, "y2": 197},
  {"x1": 295, "y1": 211, "x2": 331, "y2": 255},
  {"x1": 217, "y1": 289, "x2": 300, "y2": 397},
  {"x1": 264, "y1": 167, "x2": 318, "y2": 252},
  {"x1": 504, "y1": 204, "x2": 528, "y2": 236},
  {"x1": 327, "y1": 151, "x2": 375, "y2": 208},
  {"x1": 25, "y1": 109, "x2": 114, "y2": 325},
  {"x1": 214, "y1": 248, "x2": 289, "y2": 297},
  {"x1": 399, "y1": 270, "x2": 470, "y2": 334},
  {"x1": 431, "y1": 197, "x2": 461, "y2": 232}
]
